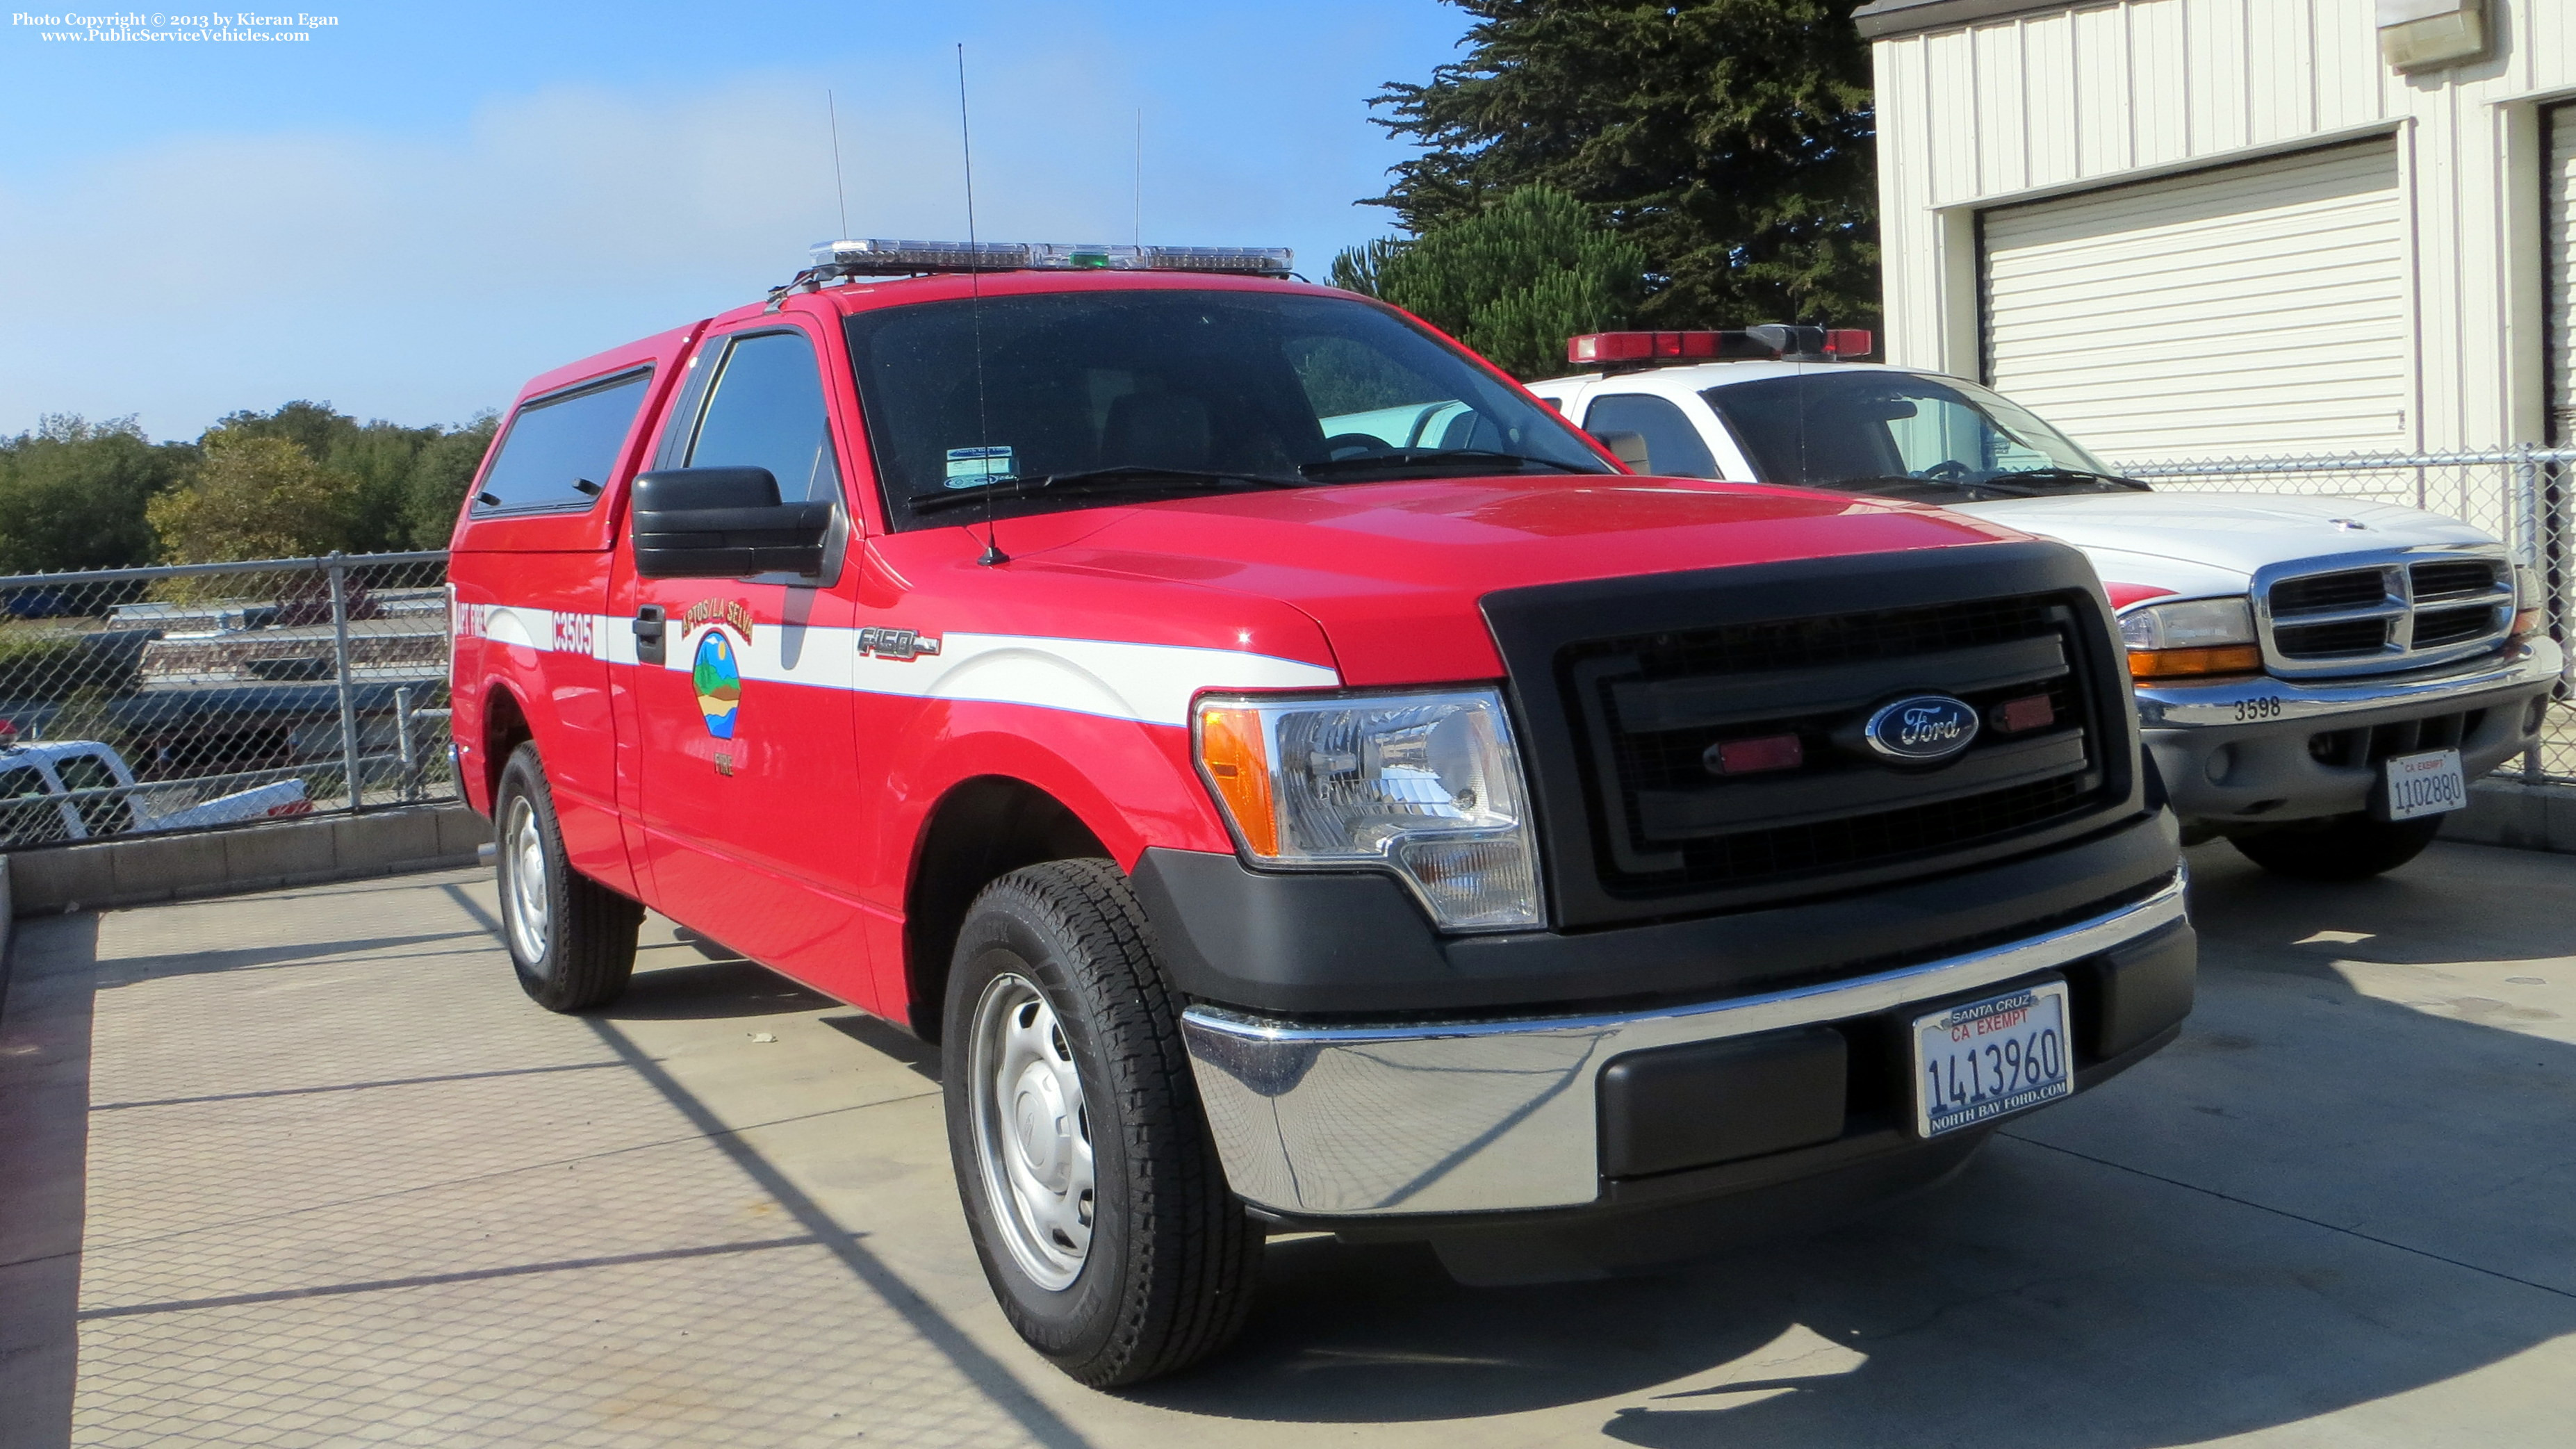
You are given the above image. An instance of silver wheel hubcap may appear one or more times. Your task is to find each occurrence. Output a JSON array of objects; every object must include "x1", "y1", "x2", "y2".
[
  {"x1": 502, "y1": 796, "x2": 550, "y2": 969},
  {"x1": 969, "y1": 974, "x2": 1094, "y2": 1290}
]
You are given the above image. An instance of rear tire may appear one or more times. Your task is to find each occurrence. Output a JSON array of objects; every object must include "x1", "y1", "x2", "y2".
[
  {"x1": 494, "y1": 742, "x2": 641, "y2": 1012},
  {"x1": 942, "y1": 858, "x2": 1259, "y2": 1388},
  {"x1": 2226, "y1": 813, "x2": 2445, "y2": 881}
]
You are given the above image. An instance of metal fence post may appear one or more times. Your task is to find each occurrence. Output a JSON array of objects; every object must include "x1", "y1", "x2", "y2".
[
  {"x1": 326, "y1": 552, "x2": 363, "y2": 812},
  {"x1": 2514, "y1": 447, "x2": 2544, "y2": 782},
  {"x1": 394, "y1": 684, "x2": 418, "y2": 803},
  {"x1": 2512, "y1": 445, "x2": 2541, "y2": 568}
]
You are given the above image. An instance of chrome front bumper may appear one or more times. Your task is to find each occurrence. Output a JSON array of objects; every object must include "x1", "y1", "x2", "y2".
[
  {"x1": 2131, "y1": 639, "x2": 2561, "y2": 824},
  {"x1": 2132, "y1": 639, "x2": 2563, "y2": 730},
  {"x1": 1179, "y1": 871, "x2": 2189, "y2": 1218}
]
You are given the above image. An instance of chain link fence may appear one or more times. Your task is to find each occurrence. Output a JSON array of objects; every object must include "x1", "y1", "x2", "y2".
[
  {"x1": 0, "y1": 550, "x2": 453, "y2": 850},
  {"x1": 2117, "y1": 448, "x2": 2576, "y2": 783}
]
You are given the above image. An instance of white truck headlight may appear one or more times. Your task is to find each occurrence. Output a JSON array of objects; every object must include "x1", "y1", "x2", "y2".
[
  {"x1": 2513, "y1": 565, "x2": 2543, "y2": 639},
  {"x1": 1195, "y1": 689, "x2": 1542, "y2": 931},
  {"x1": 2119, "y1": 597, "x2": 2263, "y2": 680}
]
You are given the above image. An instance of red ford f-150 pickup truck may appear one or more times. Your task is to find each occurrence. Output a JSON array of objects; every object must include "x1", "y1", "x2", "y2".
[{"x1": 448, "y1": 240, "x2": 2195, "y2": 1386}]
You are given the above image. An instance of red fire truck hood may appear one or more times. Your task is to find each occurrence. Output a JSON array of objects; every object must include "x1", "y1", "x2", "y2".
[{"x1": 1010, "y1": 475, "x2": 2031, "y2": 687}]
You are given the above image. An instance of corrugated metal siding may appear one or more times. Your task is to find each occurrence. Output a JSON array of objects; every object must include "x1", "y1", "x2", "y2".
[
  {"x1": 2552, "y1": 105, "x2": 2576, "y2": 446},
  {"x1": 1873, "y1": 0, "x2": 2576, "y2": 453},
  {"x1": 1982, "y1": 141, "x2": 2408, "y2": 463}
]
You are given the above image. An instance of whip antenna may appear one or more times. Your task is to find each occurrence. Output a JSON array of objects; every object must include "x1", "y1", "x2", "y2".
[
  {"x1": 959, "y1": 43, "x2": 1006, "y2": 566},
  {"x1": 827, "y1": 90, "x2": 849, "y2": 239}
]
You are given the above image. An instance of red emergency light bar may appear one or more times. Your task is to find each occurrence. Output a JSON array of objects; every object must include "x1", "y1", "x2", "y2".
[
  {"x1": 1566, "y1": 327, "x2": 1874, "y2": 370},
  {"x1": 1569, "y1": 331, "x2": 1717, "y2": 364}
]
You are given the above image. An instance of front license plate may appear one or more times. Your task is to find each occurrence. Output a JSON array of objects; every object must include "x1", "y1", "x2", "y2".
[
  {"x1": 2381, "y1": 748, "x2": 2466, "y2": 821},
  {"x1": 1911, "y1": 981, "x2": 2072, "y2": 1138}
]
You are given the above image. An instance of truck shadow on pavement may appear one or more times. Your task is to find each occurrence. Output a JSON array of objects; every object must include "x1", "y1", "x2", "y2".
[
  {"x1": 601, "y1": 928, "x2": 836, "y2": 1021},
  {"x1": 1136, "y1": 845, "x2": 2576, "y2": 1443}
]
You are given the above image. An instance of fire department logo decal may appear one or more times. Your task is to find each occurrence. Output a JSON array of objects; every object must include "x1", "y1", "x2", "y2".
[
  {"x1": 682, "y1": 599, "x2": 753, "y2": 742},
  {"x1": 694, "y1": 632, "x2": 741, "y2": 739}
]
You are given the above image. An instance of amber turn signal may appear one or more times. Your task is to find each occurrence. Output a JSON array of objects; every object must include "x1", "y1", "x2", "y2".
[
  {"x1": 2128, "y1": 644, "x2": 2264, "y2": 680},
  {"x1": 1195, "y1": 705, "x2": 1279, "y2": 856}
]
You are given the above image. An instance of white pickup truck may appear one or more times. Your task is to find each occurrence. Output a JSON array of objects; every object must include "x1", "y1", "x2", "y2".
[
  {"x1": 0, "y1": 738, "x2": 311, "y2": 848},
  {"x1": 1507, "y1": 329, "x2": 2564, "y2": 881}
]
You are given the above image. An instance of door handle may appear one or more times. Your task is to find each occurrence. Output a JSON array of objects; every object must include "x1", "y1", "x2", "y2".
[{"x1": 634, "y1": 605, "x2": 666, "y2": 666}]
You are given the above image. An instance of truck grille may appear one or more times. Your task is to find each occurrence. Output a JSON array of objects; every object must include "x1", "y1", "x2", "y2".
[
  {"x1": 1482, "y1": 543, "x2": 2142, "y2": 928},
  {"x1": 1561, "y1": 594, "x2": 2106, "y2": 899},
  {"x1": 2272, "y1": 569, "x2": 2388, "y2": 616},
  {"x1": 2258, "y1": 550, "x2": 2513, "y2": 677}
]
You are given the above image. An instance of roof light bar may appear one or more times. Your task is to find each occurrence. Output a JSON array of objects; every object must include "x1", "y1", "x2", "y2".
[
  {"x1": 805, "y1": 239, "x2": 1294, "y2": 277},
  {"x1": 1568, "y1": 331, "x2": 1723, "y2": 366},
  {"x1": 812, "y1": 238, "x2": 1033, "y2": 272},
  {"x1": 1566, "y1": 326, "x2": 1876, "y2": 371}
]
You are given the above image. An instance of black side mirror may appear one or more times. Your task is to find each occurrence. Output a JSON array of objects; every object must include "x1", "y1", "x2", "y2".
[
  {"x1": 632, "y1": 467, "x2": 832, "y2": 579},
  {"x1": 1587, "y1": 429, "x2": 1651, "y2": 472}
]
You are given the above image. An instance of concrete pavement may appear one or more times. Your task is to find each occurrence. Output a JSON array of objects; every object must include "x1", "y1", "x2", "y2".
[{"x1": 2, "y1": 840, "x2": 2573, "y2": 1446}]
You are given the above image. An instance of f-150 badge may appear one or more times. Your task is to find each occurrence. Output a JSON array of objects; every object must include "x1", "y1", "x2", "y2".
[{"x1": 858, "y1": 628, "x2": 941, "y2": 662}]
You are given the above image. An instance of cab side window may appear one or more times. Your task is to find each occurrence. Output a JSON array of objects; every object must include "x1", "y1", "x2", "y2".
[
  {"x1": 475, "y1": 370, "x2": 653, "y2": 514},
  {"x1": 1582, "y1": 393, "x2": 1718, "y2": 479},
  {"x1": 0, "y1": 764, "x2": 63, "y2": 846},
  {"x1": 50, "y1": 751, "x2": 131, "y2": 836},
  {"x1": 684, "y1": 331, "x2": 841, "y2": 504}
]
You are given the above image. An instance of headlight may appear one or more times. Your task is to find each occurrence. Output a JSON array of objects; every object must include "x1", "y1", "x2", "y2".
[
  {"x1": 2119, "y1": 597, "x2": 2263, "y2": 680},
  {"x1": 2513, "y1": 565, "x2": 2544, "y2": 639},
  {"x1": 1194, "y1": 689, "x2": 1542, "y2": 931}
]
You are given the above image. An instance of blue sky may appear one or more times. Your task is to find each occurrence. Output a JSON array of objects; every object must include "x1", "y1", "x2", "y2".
[{"x1": 0, "y1": 1, "x2": 1464, "y2": 440}]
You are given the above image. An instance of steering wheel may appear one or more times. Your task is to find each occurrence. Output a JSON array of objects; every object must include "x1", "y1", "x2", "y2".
[
  {"x1": 1915, "y1": 459, "x2": 1974, "y2": 481},
  {"x1": 1323, "y1": 433, "x2": 1395, "y2": 461}
]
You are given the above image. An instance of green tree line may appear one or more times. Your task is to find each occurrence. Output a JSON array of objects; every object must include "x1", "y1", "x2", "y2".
[{"x1": 0, "y1": 404, "x2": 495, "y2": 572}]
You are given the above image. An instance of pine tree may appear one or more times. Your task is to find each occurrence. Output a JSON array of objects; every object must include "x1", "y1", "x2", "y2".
[
  {"x1": 1332, "y1": 185, "x2": 1646, "y2": 379},
  {"x1": 1365, "y1": 0, "x2": 1879, "y2": 331}
]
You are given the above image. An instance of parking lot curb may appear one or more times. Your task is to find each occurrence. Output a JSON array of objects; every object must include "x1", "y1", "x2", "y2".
[
  {"x1": 2438, "y1": 778, "x2": 2576, "y2": 854},
  {"x1": 3, "y1": 804, "x2": 484, "y2": 918}
]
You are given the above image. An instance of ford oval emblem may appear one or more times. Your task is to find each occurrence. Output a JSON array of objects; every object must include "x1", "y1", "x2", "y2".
[{"x1": 1864, "y1": 694, "x2": 1980, "y2": 764}]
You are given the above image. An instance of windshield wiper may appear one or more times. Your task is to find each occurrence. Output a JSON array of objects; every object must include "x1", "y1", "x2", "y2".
[
  {"x1": 910, "y1": 466, "x2": 1302, "y2": 516},
  {"x1": 1298, "y1": 448, "x2": 1598, "y2": 480},
  {"x1": 1987, "y1": 466, "x2": 2150, "y2": 493},
  {"x1": 1795, "y1": 474, "x2": 2034, "y2": 501}
]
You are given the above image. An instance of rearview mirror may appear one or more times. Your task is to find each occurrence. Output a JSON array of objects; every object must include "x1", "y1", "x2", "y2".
[
  {"x1": 1846, "y1": 395, "x2": 1922, "y2": 423},
  {"x1": 632, "y1": 467, "x2": 832, "y2": 579},
  {"x1": 1588, "y1": 429, "x2": 1651, "y2": 472}
]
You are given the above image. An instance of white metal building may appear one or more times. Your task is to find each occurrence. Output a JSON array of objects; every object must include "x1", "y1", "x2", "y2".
[{"x1": 1854, "y1": 0, "x2": 2576, "y2": 465}]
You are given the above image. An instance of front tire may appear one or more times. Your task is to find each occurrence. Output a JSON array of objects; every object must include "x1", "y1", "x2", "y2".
[
  {"x1": 2226, "y1": 812, "x2": 2445, "y2": 881},
  {"x1": 942, "y1": 859, "x2": 1258, "y2": 1387},
  {"x1": 494, "y1": 742, "x2": 642, "y2": 1011}
]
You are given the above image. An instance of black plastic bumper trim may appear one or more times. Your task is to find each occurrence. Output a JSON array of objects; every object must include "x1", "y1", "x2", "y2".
[{"x1": 1132, "y1": 808, "x2": 2179, "y2": 1018}]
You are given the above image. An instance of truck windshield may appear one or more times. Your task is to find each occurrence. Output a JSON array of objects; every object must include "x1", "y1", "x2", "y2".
[
  {"x1": 844, "y1": 289, "x2": 1612, "y2": 527},
  {"x1": 1701, "y1": 372, "x2": 2144, "y2": 502}
]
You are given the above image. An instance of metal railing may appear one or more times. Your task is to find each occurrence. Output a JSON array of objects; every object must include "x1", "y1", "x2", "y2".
[
  {"x1": 0, "y1": 550, "x2": 453, "y2": 850},
  {"x1": 2117, "y1": 447, "x2": 2576, "y2": 783}
]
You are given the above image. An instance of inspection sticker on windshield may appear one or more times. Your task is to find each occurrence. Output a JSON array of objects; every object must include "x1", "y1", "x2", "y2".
[
  {"x1": 945, "y1": 445, "x2": 1016, "y2": 488},
  {"x1": 1912, "y1": 981, "x2": 2072, "y2": 1138},
  {"x1": 2381, "y1": 748, "x2": 2466, "y2": 821}
]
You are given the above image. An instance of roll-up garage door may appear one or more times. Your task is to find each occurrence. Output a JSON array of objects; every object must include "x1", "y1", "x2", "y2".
[
  {"x1": 2548, "y1": 105, "x2": 2576, "y2": 445},
  {"x1": 1981, "y1": 140, "x2": 2408, "y2": 466}
]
